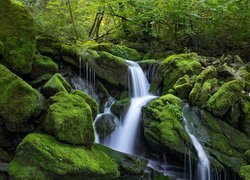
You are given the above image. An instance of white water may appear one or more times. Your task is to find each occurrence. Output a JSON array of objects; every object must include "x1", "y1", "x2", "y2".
[
  {"x1": 183, "y1": 104, "x2": 210, "y2": 180},
  {"x1": 108, "y1": 60, "x2": 156, "y2": 154}
]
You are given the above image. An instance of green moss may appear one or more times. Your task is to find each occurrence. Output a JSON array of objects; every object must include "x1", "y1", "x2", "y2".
[
  {"x1": 0, "y1": 64, "x2": 44, "y2": 125},
  {"x1": 239, "y1": 67, "x2": 250, "y2": 92},
  {"x1": 244, "y1": 150, "x2": 250, "y2": 163},
  {"x1": 240, "y1": 165, "x2": 250, "y2": 180},
  {"x1": 195, "y1": 66, "x2": 217, "y2": 84},
  {"x1": 31, "y1": 54, "x2": 58, "y2": 79},
  {"x1": 45, "y1": 91, "x2": 94, "y2": 146},
  {"x1": 30, "y1": 74, "x2": 53, "y2": 87},
  {"x1": 200, "y1": 110, "x2": 250, "y2": 173},
  {"x1": 89, "y1": 42, "x2": 142, "y2": 61},
  {"x1": 243, "y1": 100, "x2": 250, "y2": 137},
  {"x1": 190, "y1": 78, "x2": 219, "y2": 107},
  {"x1": 9, "y1": 133, "x2": 119, "y2": 179},
  {"x1": 72, "y1": 90, "x2": 98, "y2": 118},
  {"x1": 41, "y1": 73, "x2": 71, "y2": 97},
  {"x1": 173, "y1": 75, "x2": 193, "y2": 99},
  {"x1": 95, "y1": 144, "x2": 148, "y2": 176},
  {"x1": 143, "y1": 94, "x2": 189, "y2": 155},
  {"x1": 0, "y1": 0, "x2": 36, "y2": 74},
  {"x1": 95, "y1": 114, "x2": 116, "y2": 138},
  {"x1": 111, "y1": 97, "x2": 131, "y2": 117},
  {"x1": 206, "y1": 79, "x2": 245, "y2": 120},
  {"x1": 151, "y1": 53, "x2": 202, "y2": 94}
]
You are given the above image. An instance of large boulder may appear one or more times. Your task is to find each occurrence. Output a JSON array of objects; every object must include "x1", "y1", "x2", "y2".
[
  {"x1": 173, "y1": 75, "x2": 193, "y2": 99},
  {"x1": 206, "y1": 79, "x2": 245, "y2": 127},
  {"x1": 198, "y1": 110, "x2": 250, "y2": 173},
  {"x1": 88, "y1": 42, "x2": 142, "y2": 61},
  {"x1": 151, "y1": 53, "x2": 202, "y2": 94},
  {"x1": 30, "y1": 54, "x2": 58, "y2": 79},
  {"x1": 9, "y1": 133, "x2": 119, "y2": 179},
  {"x1": 41, "y1": 73, "x2": 71, "y2": 98},
  {"x1": 0, "y1": 64, "x2": 44, "y2": 127},
  {"x1": 0, "y1": 0, "x2": 36, "y2": 74},
  {"x1": 143, "y1": 94, "x2": 190, "y2": 159},
  {"x1": 95, "y1": 114, "x2": 116, "y2": 138},
  {"x1": 45, "y1": 91, "x2": 95, "y2": 147}
]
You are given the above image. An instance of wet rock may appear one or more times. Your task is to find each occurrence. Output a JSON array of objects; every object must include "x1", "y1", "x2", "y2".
[{"x1": 95, "y1": 114, "x2": 116, "y2": 137}]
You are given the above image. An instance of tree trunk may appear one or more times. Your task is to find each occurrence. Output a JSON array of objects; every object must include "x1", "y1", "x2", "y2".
[{"x1": 67, "y1": 0, "x2": 78, "y2": 41}]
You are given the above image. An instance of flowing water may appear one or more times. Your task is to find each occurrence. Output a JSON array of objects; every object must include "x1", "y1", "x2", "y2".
[
  {"x1": 108, "y1": 60, "x2": 156, "y2": 154},
  {"x1": 183, "y1": 104, "x2": 211, "y2": 180}
]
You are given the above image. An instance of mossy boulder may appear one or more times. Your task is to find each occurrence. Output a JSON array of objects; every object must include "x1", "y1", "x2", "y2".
[
  {"x1": 61, "y1": 44, "x2": 128, "y2": 88},
  {"x1": 206, "y1": 79, "x2": 245, "y2": 126},
  {"x1": 111, "y1": 98, "x2": 131, "y2": 117},
  {"x1": 238, "y1": 67, "x2": 250, "y2": 92},
  {"x1": 189, "y1": 78, "x2": 219, "y2": 107},
  {"x1": 151, "y1": 53, "x2": 202, "y2": 94},
  {"x1": 199, "y1": 110, "x2": 250, "y2": 173},
  {"x1": 243, "y1": 99, "x2": 250, "y2": 137},
  {"x1": 143, "y1": 94, "x2": 190, "y2": 158},
  {"x1": 72, "y1": 90, "x2": 98, "y2": 118},
  {"x1": 95, "y1": 114, "x2": 116, "y2": 138},
  {"x1": 37, "y1": 34, "x2": 61, "y2": 57},
  {"x1": 45, "y1": 91, "x2": 95, "y2": 146},
  {"x1": 0, "y1": 64, "x2": 44, "y2": 127},
  {"x1": 240, "y1": 165, "x2": 250, "y2": 180},
  {"x1": 30, "y1": 54, "x2": 58, "y2": 79},
  {"x1": 0, "y1": 0, "x2": 36, "y2": 74},
  {"x1": 41, "y1": 73, "x2": 71, "y2": 97},
  {"x1": 173, "y1": 75, "x2": 192, "y2": 99},
  {"x1": 88, "y1": 42, "x2": 142, "y2": 61},
  {"x1": 9, "y1": 133, "x2": 119, "y2": 179}
]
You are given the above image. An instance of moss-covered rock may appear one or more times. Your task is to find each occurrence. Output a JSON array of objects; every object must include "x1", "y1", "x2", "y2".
[
  {"x1": 143, "y1": 94, "x2": 190, "y2": 158},
  {"x1": 45, "y1": 91, "x2": 94, "y2": 146},
  {"x1": 199, "y1": 110, "x2": 250, "y2": 173},
  {"x1": 30, "y1": 74, "x2": 52, "y2": 88},
  {"x1": 0, "y1": 0, "x2": 36, "y2": 74},
  {"x1": 111, "y1": 97, "x2": 131, "y2": 117},
  {"x1": 173, "y1": 75, "x2": 192, "y2": 99},
  {"x1": 243, "y1": 100, "x2": 250, "y2": 137},
  {"x1": 72, "y1": 90, "x2": 98, "y2": 118},
  {"x1": 41, "y1": 73, "x2": 71, "y2": 97},
  {"x1": 9, "y1": 133, "x2": 119, "y2": 179},
  {"x1": 238, "y1": 67, "x2": 250, "y2": 92},
  {"x1": 240, "y1": 165, "x2": 250, "y2": 180},
  {"x1": 88, "y1": 42, "x2": 142, "y2": 61},
  {"x1": 206, "y1": 79, "x2": 245, "y2": 126},
  {"x1": 244, "y1": 150, "x2": 250, "y2": 163},
  {"x1": 151, "y1": 53, "x2": 202, "y2": 94},
  {"x1": 0, "y1": 64, "x2": 44, "y2": 126},
  {"x1": 189, "y1": 78, "x2": 219, "y2": 107},
  {"x1": 30, "y1": 54, "x2": 58, "y2": 79},
  {"x1": 95, "y1": 114, "x2": 116, "y2": 138}
]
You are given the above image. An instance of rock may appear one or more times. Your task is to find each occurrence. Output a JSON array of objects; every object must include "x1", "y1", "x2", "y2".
[
  {"x1": 240, "y1": 165, "x2": 250, "y2": 180},
  {"x1": 217, "y1": 63, "x2": 236, "y2": 79},
  {"x1": 41, "y1": 73, "x2": 71, "y2": 97},
  {"x1": 30, "y1": 74, "x2": 52, "y2": 88},
  {"x1": 0, "y1": 172, "x2": 7, "y2": 180},
  {"x1": 95, "y1": 144, "x2": 149, "y2": 177},
  {"x1": 195, "y1": 66, "x2": 217, "y2": 83},
  {"x1": 0, "y1": 0, "x2": 36, "y2": 74},
  {"x1": 206, "y1": 79, "x2": 245, "y2": 126},
  {"x1": 0, "y1": 64, "x2": 44, "y2": 127},
  {"x1": 151, "y1": 53, "x2": 202, "y2": 94},
  {"x1": 0, "y1": 148, "x2": 12, "y2": 163},
  {"x1": 143, "y1": 94, "x2": 190, "y2": 159},
  {"x1": 189, "y1": 78, "x2": 219, "y2": 107},
  {"x1": 9, "y1": 133, "x2": 119, "y2": 179},
  {"x1": 244, "y1": 150, "x2": 250, "y2": 163},
  {"x1": 88, "y1": 42, "x2": 142, "y2": 61},
  {"x1": 111, "y1": 97, "x2": 131, "y2": 117},
  {"x1": 30, "y1": 54, "x2": 58, "y2": 79},
  {"x1": 238, "y1": 67, "x2": 250, "y2": 92},
  {"x1": 242, "y1": 99, "x2": 250, "y2": 137},
  {"x1": 95, "y1": 114, "x2": 116, "y2": 137},
  {"x1": 199, "y1": 110, "x2": 250, "y2": 173},
  {"x1": 0, "y1": 125, "x2": 12, "y2": 148},
  {"x1": 60, "y1": 44, "x2": 128, "y2": 93},
  {"x1": 72, "y1": 90, "x2": 98, "y2": 118},
  {"x1": 45, "y1": 91, "x2": 95, "y2": 146},
  {"x1": 173, "y1": 75, "x2": 193, "y2": 99}
]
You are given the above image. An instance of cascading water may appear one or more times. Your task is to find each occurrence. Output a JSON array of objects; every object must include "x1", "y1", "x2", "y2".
[
  {"x1": 183, "y1": 104, "x2": 211, "y2": 180},
  {"x1": 110, "y1": 60, "x2": 156, "y2": 154}
]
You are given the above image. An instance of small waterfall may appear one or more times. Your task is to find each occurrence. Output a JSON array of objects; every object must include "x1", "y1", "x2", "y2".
[
  {"x1": 69, "y1": 75, "x2": 99, "y2": 106},
  {"x1": 79, "y1": 57, "x2": 95, "y2": 86},
  {"x1": 183, "y1": 104, "x2": 211, "y2": 180},
  {"x1": 110, "y1": 60, "x2": 156, "y2": 154}
]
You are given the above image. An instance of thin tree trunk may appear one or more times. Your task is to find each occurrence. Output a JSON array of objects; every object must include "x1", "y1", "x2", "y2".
[{"x1": 67, "y1": 0, "x2": 78, "y2": 40}]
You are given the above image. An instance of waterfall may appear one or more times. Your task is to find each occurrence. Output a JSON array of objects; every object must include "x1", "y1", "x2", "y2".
[
  {"x1": 109, "y1": 60, "x2": 156, "y2": 154},
  {"x1": 183, "y1": 104, "x2": 211, "y2": 180}
]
